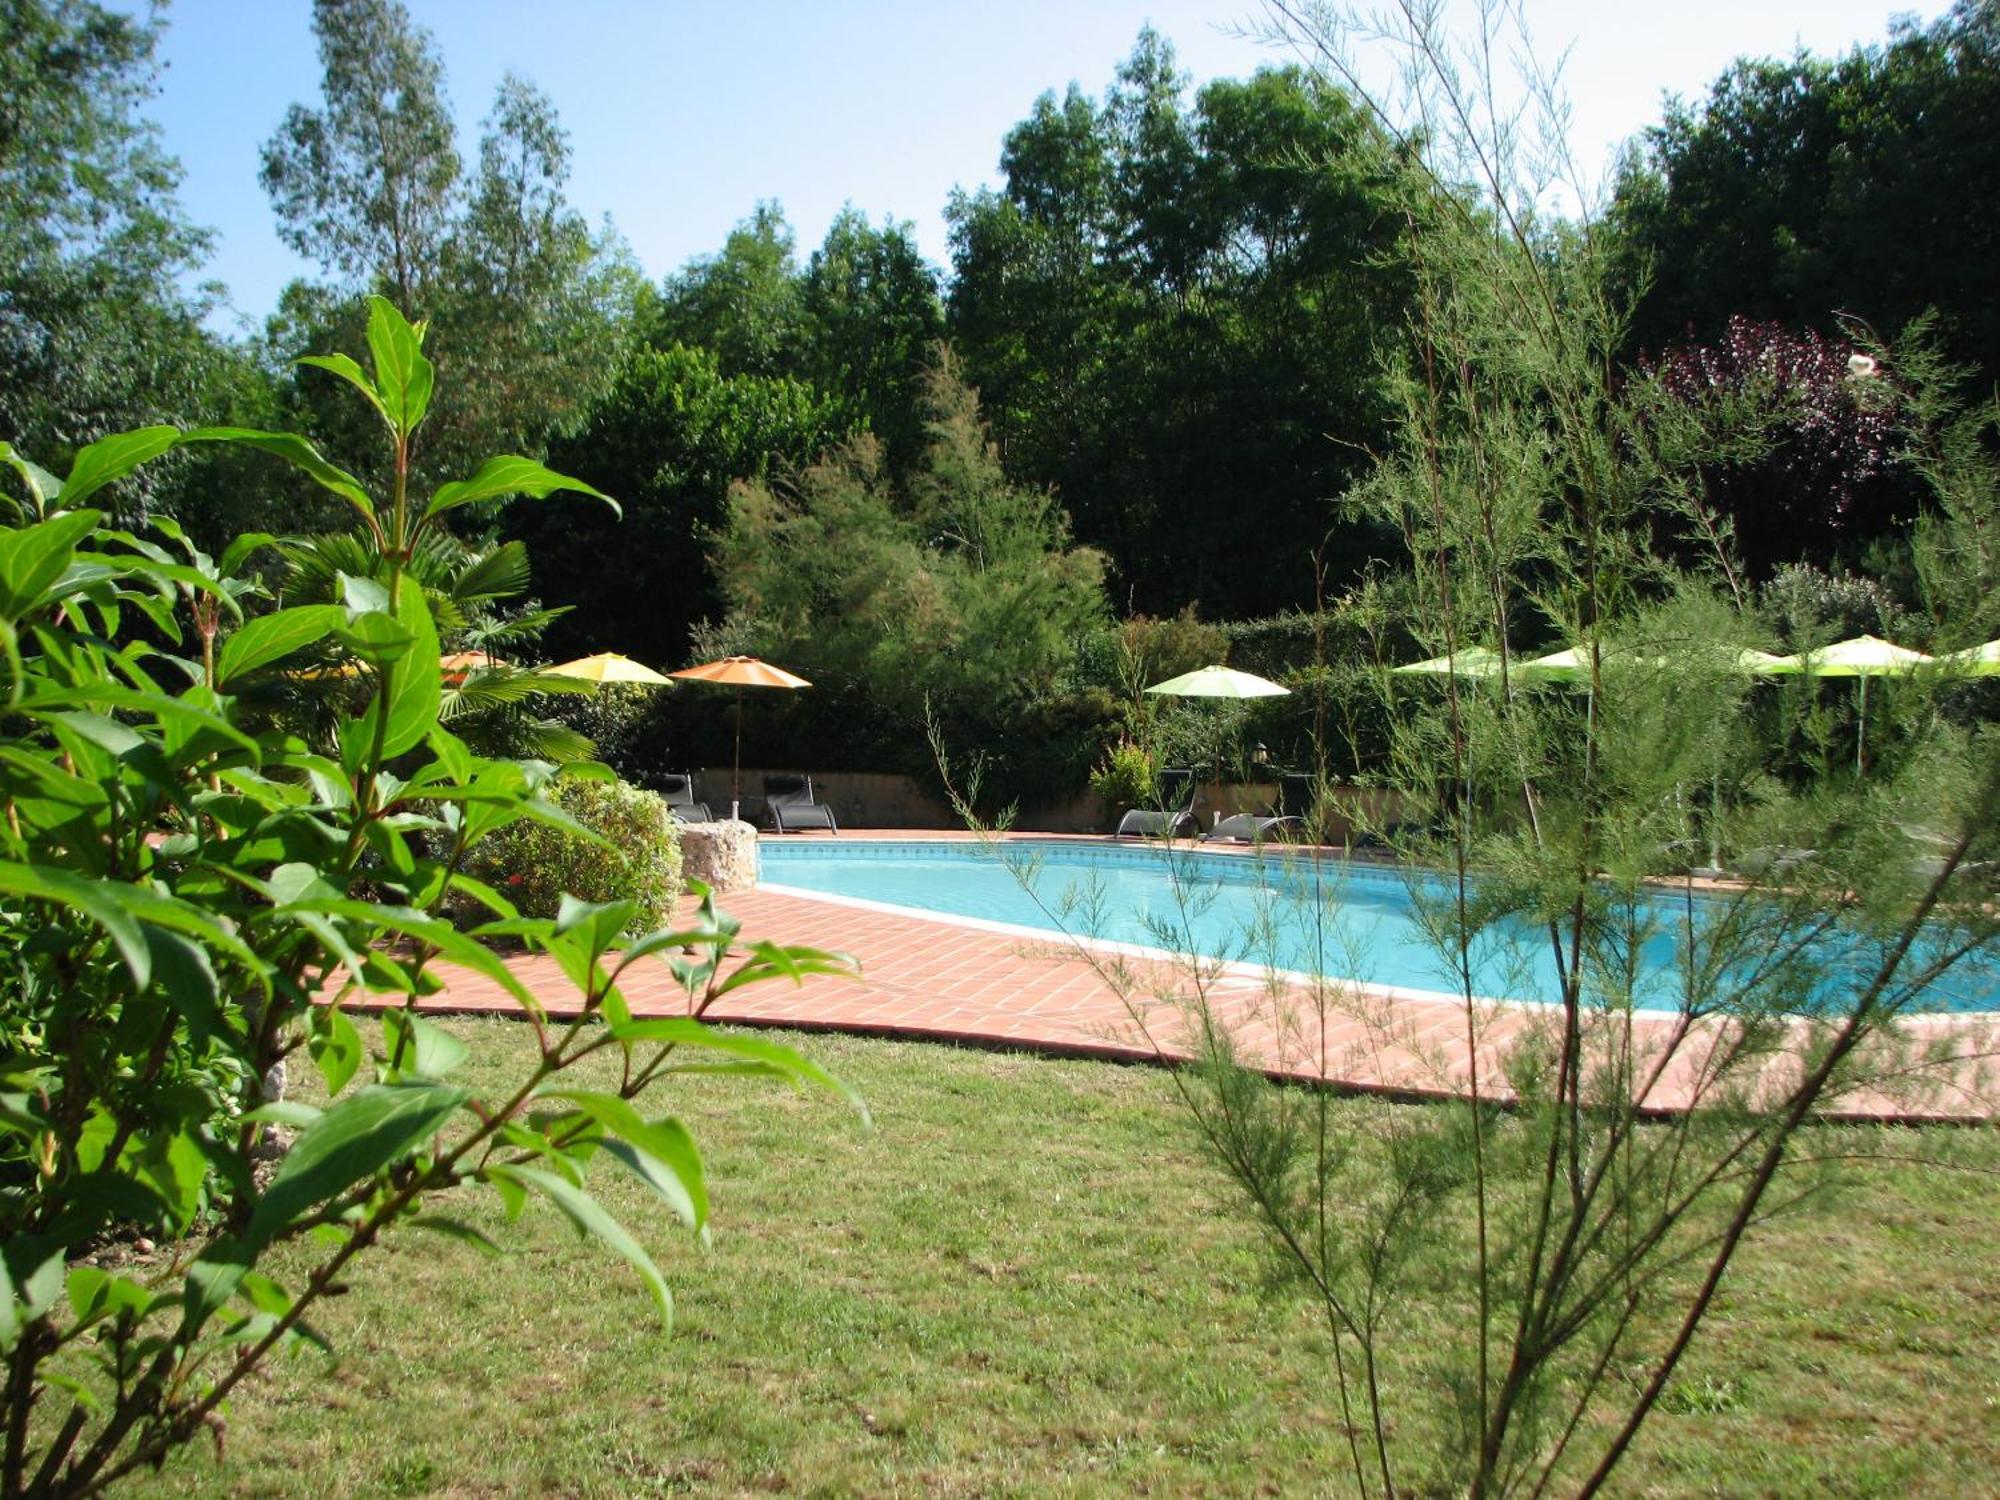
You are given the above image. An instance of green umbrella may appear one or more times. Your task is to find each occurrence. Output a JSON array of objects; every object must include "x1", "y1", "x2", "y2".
[
  {"x1": 1940, "y1": 639, "x2": 2000, "y2": 676},
  {"x1": 1511, "y1": 642, "x2": 1789, "y2": 864},
  {"x1": 1518, "y1": 643, "x2": 1789, "y2": 682},
  {"x1": 1390, "y1": 645, "x2": 1504, "y2": 678},
  {"x1": 1144, "y1": 665, "x2": 1290, "y2": 814},
  {"x1": 1145, "y1": 664, "x2": 1292, "y2": 700},
  {"x1": 1765, "y1": 635, "x2": 1934, "y2": 773}
]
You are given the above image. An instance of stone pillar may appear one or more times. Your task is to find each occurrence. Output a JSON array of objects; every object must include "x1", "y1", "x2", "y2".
[{"x1": 678, "y1": 818, "x2": 759, "y2": 893}]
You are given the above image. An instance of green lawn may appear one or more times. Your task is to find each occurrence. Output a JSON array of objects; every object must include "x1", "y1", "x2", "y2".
[{"x1": 118, "y1": 1021, "x2": 1999, "y2": 1499}]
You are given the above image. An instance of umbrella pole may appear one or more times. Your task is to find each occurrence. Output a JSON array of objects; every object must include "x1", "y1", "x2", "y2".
[
  {"x1": 1857, "y1": 674, "x2": 1868, "y2": 776},
  {"x1": 733, "y1": 683, "x2": 744, "y2": 811}
]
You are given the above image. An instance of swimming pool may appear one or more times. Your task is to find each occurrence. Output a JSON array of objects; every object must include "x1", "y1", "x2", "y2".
[{"x1": 760, "y1": 839, "x2": 2000, "y2": 1015}]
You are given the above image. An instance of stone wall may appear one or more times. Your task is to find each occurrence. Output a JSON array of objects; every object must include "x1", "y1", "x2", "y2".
[{"x1": 684, "y1": 769, "x2": 1105, "y2": 833}]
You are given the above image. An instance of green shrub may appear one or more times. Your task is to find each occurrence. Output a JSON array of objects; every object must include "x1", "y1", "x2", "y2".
[
  {"x1": 473, "y1": 775, "x2": 681, "y2": 931},
  {"x1": 1089, "y1": 740, "x2": 1156, "y2": 818},
  {"x1": 0, "y1": 297, "x2": 858, "y2": 1499}
]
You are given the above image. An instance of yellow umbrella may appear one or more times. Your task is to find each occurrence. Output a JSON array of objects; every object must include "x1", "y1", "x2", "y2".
[
  {"x1": 668, "y1": 655, "x2": 813, "y2": 808},
  {"x1": 542, "y1": 652, "x2": 674, "y2": 687}
]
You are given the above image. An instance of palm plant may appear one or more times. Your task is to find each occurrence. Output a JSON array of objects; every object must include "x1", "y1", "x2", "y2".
[{"x1": 279, "y1": 527, "x2": 597, "y2": 760}]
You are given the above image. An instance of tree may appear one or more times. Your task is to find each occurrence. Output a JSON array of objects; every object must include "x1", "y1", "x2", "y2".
[
  {"x1": 260, "y1": 1, "x2": 633, "y2": 488},
  {"x1": 260, "y1": 0, "x2": 459, "y2": 311},
  {"x1": 800, "y1": 209, "x2": 945, "y2": 472},
  {"x1": 427, "y1": 74, "x2": 643, "y2": 468},
  {"x1": 1635, "y1": 316, "x2": 1907, "y2": 575},
  {"x1": 647, "y1": 202, "x2": 809, "y2": 380},
  {"x1": 946, "y1": 31, "x2": 1409, "y2": 619},
  {"x1": 520, "y1": 342, "x2": 845, "y2": 668},
  {"x1": 1612, "y1": 1, "x2": 2000, "y2": 379},
  {"x1": 0, "y1": 0, "x2": 237, "y2": 513},
  {"x1": 709, "y1": 354, "x2": 1110, "y2": 800}
]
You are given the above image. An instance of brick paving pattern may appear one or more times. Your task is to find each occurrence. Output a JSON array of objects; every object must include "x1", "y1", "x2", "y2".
[{"x1": 344, "y1": 834, "x2": 1999, "y2": 1125}]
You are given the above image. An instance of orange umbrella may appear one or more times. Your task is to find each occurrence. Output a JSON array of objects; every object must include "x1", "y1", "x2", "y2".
[
  {"x1": 668, "y1": 655, "x2": 813, "y2": 806},
  {"x1": 440, "y1": 650, "x2": 506, "y2": 685}
]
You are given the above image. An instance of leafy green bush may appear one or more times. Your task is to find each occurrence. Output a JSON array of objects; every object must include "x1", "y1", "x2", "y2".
[
  {"x1": 472, "y1": 774, "x2": 681, "y2": 931},
  {"x1": 1088, "y1": 740, "x2": 1155, "y2": 818},
  {"x1": 0, "y1": 297, "x2": 858, "y2": 1499}
]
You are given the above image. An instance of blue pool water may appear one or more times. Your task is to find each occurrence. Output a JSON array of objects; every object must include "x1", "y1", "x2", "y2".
[{"x1": 761, "y1": 840, "x2": 2000, "y2": 1014}]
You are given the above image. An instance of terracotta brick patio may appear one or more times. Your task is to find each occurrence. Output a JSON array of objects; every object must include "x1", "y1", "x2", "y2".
[{"x1": 347, "y1": 834, "x2": 2000, "y2": 1125}]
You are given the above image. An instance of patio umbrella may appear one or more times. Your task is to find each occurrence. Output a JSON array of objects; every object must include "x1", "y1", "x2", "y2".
[
  {"x1": 1144, "y1": 664, "x2": 1292, "y2": 701},
  {"x1": 1765, "y1": 635, "x2": 1934, "y2": 773},
  {"x1": 439, "y1": 650, "x2": 506, "y2": 685},
  {"x1": 1941, "y1": 639, "x2": 2000, "y2": 676},
  {"x1": 1517, "y1": 643, "x2": 1790, "y2": 682},
  {"x1": 668, "y1": 655, "x2": 813, "y2": 811},
  {"x1": 542, "y1": 651, "x2": 674, "y2": 687},
  {"x1": 1390, "y1": 645, "x2": 1504, "y2": 678},
  {"x1": 1144, "y1": 665, "x2": 1290, "y2": 806}
]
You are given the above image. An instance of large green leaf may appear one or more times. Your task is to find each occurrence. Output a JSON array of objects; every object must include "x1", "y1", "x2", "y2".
[
  {"x1": 425, "y1": 455, "x2": 618, "y2": 523},
  {"x1": 0, "y1": 1237, "x2": 65, "y2": 1355},
  {"x1": 381, "y1": 1008, "x2": 469, "y2": 1080},
  {"x1": 332, "y1": 609, "x2": 415, "y2": 665},
  {"x1": 247, "y1": 1082, "x2": 467, "y2": 1245},
  {"x1": 180, "y1": 428, "x2": 375, "y2": 524},
  {"x1": 0, "y1": 510, "x2": 101, "y2": 621},
  {"x1": 536, "y1": 1089, "x2": 708, "y2": 1232},
  {"x1": 381, "y1": 574, "x2": 440, "y2": 757},
  {"x1": 308, "y1": 1005, "x2": 364, "y2": 1096},
  {"x1": 217, "y1": 530, "x2": 281, "y2": 578},
  {"x1": 364, "y1": 296, "x2": 435, "y2": 435},
  {"x1": 0, "y1": 441, "x2": 62, "y2": 517},
  {"x1": 215, "y1": 605, "x2": 348, "y2": 688},
  {"x1": 17, "y1": 681, "x2": 260, "y2": 757},
  {"x1": 489, "y1": 1164, "x2": 673, "y2": 1329},
  {"x1": 296, "y1": 352, "x2": 387, "y2": 426},
  {"x1": 606, "y1": 1018, "x2": 868, "y2": 1122},
  {"x1": 56, "y1": 427, "x2": 179, "y2": 509}
]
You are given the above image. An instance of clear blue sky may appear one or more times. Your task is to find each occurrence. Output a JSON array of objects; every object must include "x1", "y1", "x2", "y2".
[{"x1": 136, "y1": 0, "x2": 1945, "y2": 334}]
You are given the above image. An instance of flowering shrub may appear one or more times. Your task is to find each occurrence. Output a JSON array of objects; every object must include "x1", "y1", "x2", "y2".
[{"x1": 1639, "y1": 316, "x2": 1904, "y2": 570}]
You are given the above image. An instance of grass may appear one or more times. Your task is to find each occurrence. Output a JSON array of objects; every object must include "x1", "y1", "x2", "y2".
[{"x1": 112, "y1": 1020, "x2": 2000, "y2": 1499}]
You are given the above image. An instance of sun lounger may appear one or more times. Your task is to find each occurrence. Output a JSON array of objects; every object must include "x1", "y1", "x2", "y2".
[
  {"x1": 1731, "y1": 846, "x2": 1817, "y2": 879},
  {"x1": 1117, "y1": 768, "x2": 1198, "y2": 840},
  {"x1": 660, "y1": 772, "x2": 712, "y2": 824},
  {"x1": 1204, "y1": 811, "x2": 1291, "y2": 843},
  {"x1": 763, "y1": 773, "x2": 838, "y2": 834}
]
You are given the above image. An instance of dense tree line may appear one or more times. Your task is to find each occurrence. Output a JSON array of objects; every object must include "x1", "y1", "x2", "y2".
[
  {"x1": 945, "y1": 30, "x2": 1412, "y2": 619},
  {"x1": 5, "y1": 0, "x2": 1996, "y2": 784},
  {"x1": 1612, "y1": 0, "x2": 1997, "y2": 378}
]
